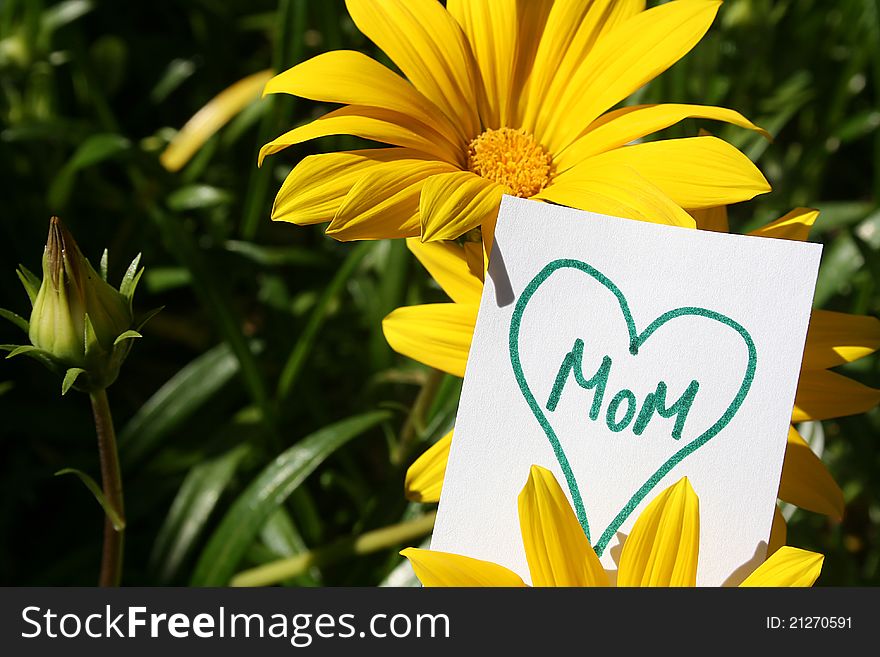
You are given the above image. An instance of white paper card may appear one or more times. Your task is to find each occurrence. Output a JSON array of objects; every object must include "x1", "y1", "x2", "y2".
[{"x1": 431, "y1": 196, "x2": 822, "y2": 586}]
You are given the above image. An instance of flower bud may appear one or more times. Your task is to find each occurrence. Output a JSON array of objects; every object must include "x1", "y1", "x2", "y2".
[{"x1": 2, "y1": 217, "x2": 153, "y2": 393}]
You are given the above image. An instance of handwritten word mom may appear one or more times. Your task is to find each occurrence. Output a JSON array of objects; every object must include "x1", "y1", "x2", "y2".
[{"x1": 545, "y1": 339, "x2": 700, "y2": 438}]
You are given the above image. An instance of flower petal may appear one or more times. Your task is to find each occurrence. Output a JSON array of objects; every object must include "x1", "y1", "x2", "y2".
[
  {"x1": 556, "y1": 103, "x2": 770, "y2": 171},
  {"x1": 803, "y1": 309, "x2": 880, "y2": 370},
  {"x1": 406, "y1": 239, "x2": 483, "y2": 305},
  {"x1": 507, "y1": 0, "x2": 555, "y2": 126},
  {"x1": 420, "y1": 171, "x2": 507, "y2": 242},
  {"x1": 523, "y1": 0, "x2": 643, "y2": 137},
  {"x1": 161, "y1": 69, "x2": 272, "y2": 172},
  {"x1": 690, "y1": 205, "x2": 729, "y2": 233},
  {"x1": 539, "y1": 0, "x2": 722, "y2": 152},
  {"x1": 617, "y1": 477, "x2": 700, "y2": 587},
  {"x1": 560, "y1": 136, "x2": 770, "y2": 209},
  {"x1": 535, "y1": 165, "x2": 696, "y2": 228},
  {"x1": 768, "y1": 506, "x2": 786, "y2": 556},
  {"x1": 463, "y1": 241, "x2": 486, "y2": 281},
  {"x1": 739, "y1": 547, "x2": 824, "y2": 587},
  {"x1": 271, "y1": 148, "x2": 411, "y2": 226},
  {"x1": 259, "y1": 105, "x2": 461, "y2": 166},
  {"x1": 447, "y1": 0, "x2": 516, "y2": 128},
  {"x1": 401, "y1": 547, "x2": 526, "y2": 587},
  {"x1": 778, "y1": 426, "x2": 844, "y2": 519},
  {"x1": 518, "y1": 465, "x2": 609, "y2": 587},
  {"x1": 792, "y1": 369, "x2": 880, "y2": 422},
  {"x1": 748, "y1": 207, "x2": 818, "y2": 241},
  {"x1": 264, "y1": 50, "x2": 463, "y2": 148},
  {"x1": 405, "y1": 430, "x2": 453, "y2": 503},
  {"x1": 382, "y1": 303, "x2": 476, "y2": 377},
  {"x1": 327, "y1": 160, "x2": 457, "y2": 241},
  {"x1": 345, "y1": 0, "x2": 480, "y2": 141}
]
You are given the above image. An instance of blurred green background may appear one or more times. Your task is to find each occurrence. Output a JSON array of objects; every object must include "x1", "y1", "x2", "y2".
[{"x1": 0, "y1": 0, "x2": 877, "y2": 585}]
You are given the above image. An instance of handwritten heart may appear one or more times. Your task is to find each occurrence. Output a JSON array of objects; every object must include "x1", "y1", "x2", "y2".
[{"x1": 509, "y1": 258, "x2": 757, "y2": 556}]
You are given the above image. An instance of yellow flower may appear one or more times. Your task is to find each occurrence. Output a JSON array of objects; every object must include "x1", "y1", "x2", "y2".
[
  {"x1": 261, "y1": 0, "x2": 770, "y2": 243},
  {"x1": 386, "y1": 209, "x2": 880, "y2": 523},
  {"x1": 402, "y1": 466, "x2": 824, "y2": 586}
]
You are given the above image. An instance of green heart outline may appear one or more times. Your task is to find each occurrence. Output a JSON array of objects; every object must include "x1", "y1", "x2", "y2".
[{"x1": 509, "y1": 258, "x2": 757, "y2": 556}]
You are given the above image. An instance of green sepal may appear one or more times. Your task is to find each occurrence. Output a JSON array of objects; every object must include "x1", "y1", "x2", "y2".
[
  {"x1": 1, "y1": 344, "x2": 62, "y2": 373},
  {"x1": 114, "y1": 330, "x2": 142, "y2": 346},
  {"x1": 119, "y1": 253, "x2": 143, "y2": 301},
  {"x1": 4, "y1": 344, "x2": 37, "y2": 359},
  {"x1": 61, "y1": 367, "x2": 87, "y2": 395},
  {"x1": 100, "y1": 248, "x2": 109, "y2": 281},
  {"x1": 16, "y1": 265, "x2": 40, "y2": 306},
  {"x1": 55, "y1": 468, "x2": 125, "y2": 531},
  {"x1": 136, "y1": 306, "x2": 164, "y2": 331},
  {"x1": 0, "y1": 308, "x2": 28, "y2": 334},
  {"x1": 83, "y1": 313, "x2": 101, "y2": 355},
  {"x1": 125, "y1": 269, "x2": 144, "y2": 307}
]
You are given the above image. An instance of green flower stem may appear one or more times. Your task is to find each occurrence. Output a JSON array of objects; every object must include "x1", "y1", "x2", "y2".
[
  {"x1": 392, "y1": 368, "x2": 444, "y2": 466},
  {"x1": 90, "y1": 388, "x2": 125, "y2": 587},
  {"x1": 230, "y1": 511, "x2": 437, "y2": 587}
]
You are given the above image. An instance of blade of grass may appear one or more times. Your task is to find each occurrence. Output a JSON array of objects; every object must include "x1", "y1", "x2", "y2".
[
  {"x1": 259, "y1": 508, "x2": 321, "y2": 585},
  {"x1": 150, "y1": 443, "x2": 252, "y2": 584},
  {"x1": 276, "y1": 242, "x2": 371, "y2": 402},
  {"x1": 190, "y1": 410, "x2": 390, "y2": 585},
  {"x1": 146, "y1": 204, "x2": 273, "y2": 425},
  {"x1": 240, "y1": 0, "x2": 307, "y2": 240},
  {"x1": 119, "y1": 343, "x2": 239, "y2": 466}
]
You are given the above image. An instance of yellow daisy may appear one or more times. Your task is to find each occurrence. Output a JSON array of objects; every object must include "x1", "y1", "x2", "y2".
[
  {"x1": 386, "y1": 209, "x2": 880, "y2": 524},
  {"x1": 260, "y1": 0, "x2": 770, "y2": 243},
  {"x1": 402, "y1": 465, "x2": 824, "y2": 586}
]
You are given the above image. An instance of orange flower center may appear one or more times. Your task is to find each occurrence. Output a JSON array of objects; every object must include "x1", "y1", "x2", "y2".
[{"x1": 467, "y1": 128, "x2": 552, "y2": 198}]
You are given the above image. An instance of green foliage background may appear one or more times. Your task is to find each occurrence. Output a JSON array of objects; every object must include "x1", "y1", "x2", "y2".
[{"x1": 0, "y1": 0, "x2": 877, "y2": 585}]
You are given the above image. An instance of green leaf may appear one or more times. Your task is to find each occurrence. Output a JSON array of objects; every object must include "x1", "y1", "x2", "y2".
[
  {"x1": 61, "y1": 367, "x2": 86, "y2": 395},
  {"x1": 113, "y1": 330, "x2": 142, "y2": 346},
  {"x1": 55, "y1": 468, "x2": 125, "y2": 531},
  {"x1": 48, "y1": 134, "x2": 130, "y2": 208},
  {"x1": 221, "y1": 100, "x2": 269, "y2": 148},
  {"x1": 261, "y1": 509, "x2": 309, "y2": 559},
  {"x1": 0, "y1": 308, "x2": 29, "y2": 334},
  {"x1": 144, "y1": 268, "x2": 191, "y2": 294},
  {"x1": 151, "y1": 58, "x2": 197, "y2": 104},
  {"x1": 150, "y1": 444, "x2": 251, "y2": 584},
  {"x1": 224, "y1": 240, "x2": 327, "y2": 267},
  {"x1": 146, "y1": 206, "x2": 271, "y2": 420},
  {"x1": 41, "y1": 0, "x2": 94, "y2": 35},
  {"x1": 810, "y1": 202, "x2": 877, "y2": 235},
  {"x1": 67, "y1": 133, "x2": 131, "y2": 169},
  {"x1": 834, "y1": 109, "x2": 880, "y2": 144},
  {"x1": 16, "y1": 265, "x2": 41, "y2": 306},
  {"x1": 167, "y1": 185, "x2": 233, "y2": 212},
  {"x1": 119, "y1": 343, "x2": 239, "y2": 466},
  {"x1": 260, "y1": 508, "x2": 321, "y2": 586},
  {"x1": 814, "y1": 233, "x2": 862, "y2": 307},
  {"x1": 190, "y1": 411, "x2": 389, "y2": 586}
]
